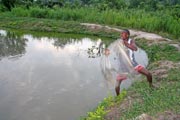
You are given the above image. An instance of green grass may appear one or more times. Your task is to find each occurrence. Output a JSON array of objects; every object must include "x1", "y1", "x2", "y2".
[
  {"x1": 1, "y1": 6, "x2": 180, "y2": 40},
  {"x1": 0, "y1": 15, "x2": 120, "y2": 39},
  {"x1": 118, "y1": 40, "x2": 180, "y2": 119},
  {"x1": 120, "y1": 68, "x2": 180, "y2": 120},
  {"x1": 1, "y1": 27, "x2": 111, "y2": 41},
  {"x1": 82, "y1": 91, "x2": 127, "y2": 120},
  {"x1": 136, "y1": 39, "x2": 180, "y2": 63}
]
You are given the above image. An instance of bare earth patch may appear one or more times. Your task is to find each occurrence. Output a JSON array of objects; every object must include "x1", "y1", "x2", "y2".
[
  {"x1": 134, "y1": 111, "x2": 180, "y2": 120},
  {"x1": 105, "y1": 92, "x2": 142, "y2": 120},
  {"x1": 157, "y1": 111, "x2": 180, "y2": 120},
  {"x1": 151, "y1": 60, "x2": 179, "y2": 81}
]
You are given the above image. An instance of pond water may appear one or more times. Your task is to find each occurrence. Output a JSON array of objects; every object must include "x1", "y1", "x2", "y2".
[{"x1": 0, "y1": 30, "x2": 148, "y2": 120}]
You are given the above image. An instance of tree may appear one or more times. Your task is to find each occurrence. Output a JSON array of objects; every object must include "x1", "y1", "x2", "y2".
[
  {"x1": 1, "y1": 0, "x2": 16, "y2": 11},
  {"x1": 81, "y1": 0, "x2": 90, "y2": 5}
]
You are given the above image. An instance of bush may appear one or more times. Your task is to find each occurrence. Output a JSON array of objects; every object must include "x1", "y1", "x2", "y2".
[
  {"x1": 0, "y1": 4, "x2": 7, "y2": 12},
  {"x1": 11, "y1": 7, "x2": 29, "y2": 17},
  {"x1": 30, "y1": 7, "x2": 49, "y2": 18}
]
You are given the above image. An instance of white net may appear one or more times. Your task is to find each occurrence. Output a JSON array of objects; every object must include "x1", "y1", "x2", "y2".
[{"x1": 100, "y1": 39, "x2": 138, "y2": 88}]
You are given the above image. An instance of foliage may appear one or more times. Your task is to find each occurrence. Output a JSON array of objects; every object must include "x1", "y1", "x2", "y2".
[
  {"x1": 7, "y1": 6, "x2": 180, "y2": 39},
  {"x1": 31, "y1": 0, "x2": 180, "y2": 11},
  {"x1": 1, "y1": 0, "x2": 180, "y2": 11},
  {"x1": 86, "y1": 106, "x2": 107, "y2": 120},
  {"x1": 1, "y1": 0, "x2": 180, "y2": 39},
  {"x1": 1, "y1": 0, "x2": 16, "y2": 11},
  {"x1": 83, "y1": 91, "x2": 126, "y2": 120},
  {"x1": 30, "y1": 7, "x2": 49, "y2": 18},
  {"x1": 0, "y1": 4, "x2": 6, "y2": 12}
]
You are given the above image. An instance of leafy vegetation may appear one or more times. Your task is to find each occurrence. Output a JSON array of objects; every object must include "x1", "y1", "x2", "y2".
[
  {"x1": 7, "y1": 7, "x2": 180, "y2": 39},
  {"x1": 1, "y1": 0, "x2": 180, "y2": 10},
  {"x1": 82, "y1": 91, "x2": 126, "y2": 120}
]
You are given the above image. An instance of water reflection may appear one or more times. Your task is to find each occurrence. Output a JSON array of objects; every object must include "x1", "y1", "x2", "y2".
[
  {"x1": 53, "y1": 37, "x2": 71, "y2": 49},
  {"x1": 53, "y1": 37, "x2": 105, "y2": 58},
  {"x1": 0, "y1": 31, "x2": 27, "y2": 60},
  {"x1": 0, "y1": 30, "x2": 111, "y2": 120}
]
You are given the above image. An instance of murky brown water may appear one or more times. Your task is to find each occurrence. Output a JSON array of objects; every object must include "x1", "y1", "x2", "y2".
[{"x1": 0, "y1": 30, "x2": 148, "y2": 120}]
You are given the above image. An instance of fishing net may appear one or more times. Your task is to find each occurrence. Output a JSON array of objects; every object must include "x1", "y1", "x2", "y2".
[{"x1": 100, "y1": 39, "x2": 140, "y2": 88}]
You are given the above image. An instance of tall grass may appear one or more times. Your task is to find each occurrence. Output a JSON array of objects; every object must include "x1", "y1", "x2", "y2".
[{"x1": 7, "y1": 6, "x2": 180, "y2": 39}]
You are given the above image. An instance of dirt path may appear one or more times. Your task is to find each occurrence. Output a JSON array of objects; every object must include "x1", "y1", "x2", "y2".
[
  {"x1": 81, "y1": 23, "x2": 170, "y2": 41},
  {"x1": 81, "y1": 23, "x2": 180, "y2": 50}
]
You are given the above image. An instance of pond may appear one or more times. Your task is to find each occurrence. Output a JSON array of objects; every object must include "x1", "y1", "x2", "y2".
[{"x1": 0, "y1": 30, "x2": 148, "y2": 120}]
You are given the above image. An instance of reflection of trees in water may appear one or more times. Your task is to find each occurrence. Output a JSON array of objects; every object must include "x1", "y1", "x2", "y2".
[
  {"x1": 53, "y1": 38, "x2": 71, "y2": 49},
  {"x1": 54, "y1": 37, "x2": 108, "y2": 58},
  {"x1": 54, "y1": 37, "x2": 105, "y2": 58},
  {"x1": 0, "y1": 31, "x2": 27, "y2": 60}
]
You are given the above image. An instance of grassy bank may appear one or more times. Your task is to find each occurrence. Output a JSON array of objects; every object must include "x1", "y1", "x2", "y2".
[
  {"x1": 0, "y1": 26, "x2": 112, "y2": 41},
  {"x1": 81, "y1": 91, "x2": 126, "y2": 120},
  {"x1": 120, "y1": 69, "x2": 180, "y2": 119},
  {"x1": 118, "y1": 40, "x2": 180, "y2": 119},
  {"x1": 1, "y1": 6, "x2": 180, "y2": 40},
  {"x1": 83, "y1": 40, "x2": 180, "y2": 120},
  {"x1": 0, "y1": 15, "x2": 120, "y2": 39}
]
